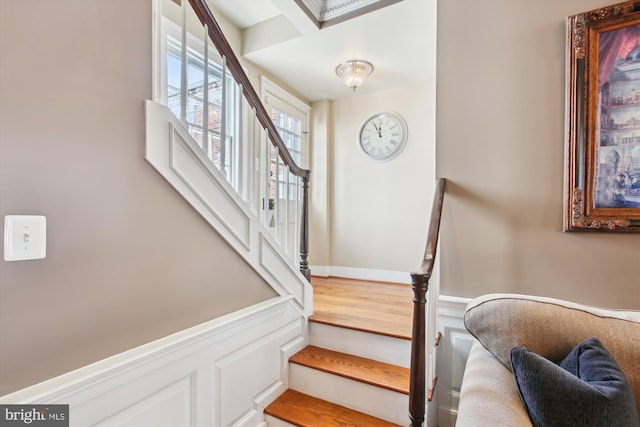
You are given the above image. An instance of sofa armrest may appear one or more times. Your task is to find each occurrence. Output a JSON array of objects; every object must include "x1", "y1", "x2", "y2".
[
  {"x1": 456, "y1": 340, "x2": 532, "y2": 427},
  {"x1": 463, "y1": 293, "x2": 640, "y2": 412}
]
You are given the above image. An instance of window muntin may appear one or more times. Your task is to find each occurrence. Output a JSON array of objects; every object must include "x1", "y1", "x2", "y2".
[{"x1": 268, "y1": 107, "x2": 304, "y2": 201}]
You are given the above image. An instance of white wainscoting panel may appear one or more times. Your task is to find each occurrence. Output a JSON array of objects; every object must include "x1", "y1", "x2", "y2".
[
  {"x1": 436, "y1": 295, "x2": 474, "y2": 427},
  {"x1": 169, "y1": 124, "x2": 250, "y2": 248},
  {"x1": 93, "y1": 374, "x2": 195, "y2": 427},
  {"x1": 0, "y1": 297, "x2": 308, "y2": 427},
  {"x1": 145, "y1": 100, "x2": 312, "y2": 317}
]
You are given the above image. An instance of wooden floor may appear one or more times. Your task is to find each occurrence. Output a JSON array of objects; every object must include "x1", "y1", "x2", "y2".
[{"x1": 310, "y1": 276, "x2": 414, "y2": 340}]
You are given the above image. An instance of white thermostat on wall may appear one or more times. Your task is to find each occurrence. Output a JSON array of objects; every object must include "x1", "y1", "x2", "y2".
[{"x1": 4, "y1": 215, "x2": 47, "y2": 261}]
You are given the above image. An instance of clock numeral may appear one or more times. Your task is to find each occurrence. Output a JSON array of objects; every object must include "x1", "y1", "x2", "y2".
[{"x1": 390, "y1": 139, "x2": 398, "y2": 146}]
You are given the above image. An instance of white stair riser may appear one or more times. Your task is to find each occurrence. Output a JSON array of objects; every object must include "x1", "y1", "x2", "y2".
[
  {"x1": 289, "y1": 364, "x2": 408, "y2": 425},
  {"x1": 264, "y1": 415, "x2": 296, "y2": 427},
  {"x1": 309, "y1": 322, "x2": 411, "y2": 368}
]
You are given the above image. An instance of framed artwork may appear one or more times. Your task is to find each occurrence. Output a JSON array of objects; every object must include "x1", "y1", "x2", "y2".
[{"x1": 565, "y1": 1, "x2": 640, "y2": 232}]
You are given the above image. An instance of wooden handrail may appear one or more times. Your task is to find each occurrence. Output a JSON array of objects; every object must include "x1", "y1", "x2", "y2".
[
  {"x1": 187, "y1": 0, "x2": 311, "y2": 278},
  {"x1": 408, "y1": 177, "x2": 446, "y2": 427}
]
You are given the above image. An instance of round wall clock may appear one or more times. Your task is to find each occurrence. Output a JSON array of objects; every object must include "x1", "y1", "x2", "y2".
[{"x1": 357, "y1": 111, "x2": 408, "y2": 162}]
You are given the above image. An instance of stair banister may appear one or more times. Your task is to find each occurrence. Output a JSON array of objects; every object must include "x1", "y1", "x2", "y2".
[
  {"x1": 408, "y1": 177, "x2": 446, "y2": 427},
  {"x1": 187, "y1": 0, "x2": 311, "y2": 279}
]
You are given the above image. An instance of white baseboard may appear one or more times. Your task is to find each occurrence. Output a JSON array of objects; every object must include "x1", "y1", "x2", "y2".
[
  {"x1": 1, "y1": 296, "x2": 307, "y2": 427},
  {"x1": 309, "y1": 265, "x2": 411, "y2": 284}
]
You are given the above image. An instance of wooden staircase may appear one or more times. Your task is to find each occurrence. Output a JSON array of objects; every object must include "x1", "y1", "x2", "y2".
[{"x1": 265, "y1": 276, "x2": 414, "y2": 426}]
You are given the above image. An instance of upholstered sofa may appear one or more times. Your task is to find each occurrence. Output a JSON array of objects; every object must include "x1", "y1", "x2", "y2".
[{"x1": 456, "y1": 294, "x2": 640, "y2": 427}]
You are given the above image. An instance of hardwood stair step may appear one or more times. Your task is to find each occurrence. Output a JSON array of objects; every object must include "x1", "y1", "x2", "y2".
[
  {"x1": 290, "y1": 345, "x2": 409, "y2": 394},
  {"x1": 264, "y1": 389, "x2": 401, "y2": 427},
  {"x1": 310, "y1": 276, "x2": 413, "y2": 339}
]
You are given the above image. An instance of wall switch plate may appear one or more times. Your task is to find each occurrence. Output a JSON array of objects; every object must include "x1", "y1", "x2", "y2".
[{"x1": 4, "y1": 215, "x2": 47, "y2": 261}]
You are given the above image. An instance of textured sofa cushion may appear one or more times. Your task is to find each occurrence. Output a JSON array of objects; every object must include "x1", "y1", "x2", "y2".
[
  {"x1": 463, "y1": 293, "x2": 640, "y2": 413},
  {"x1": 511, "y1": 337, "x2": 640, "y2": 427},
  {"x1": 456, "y1": 341, "x2": 532, "y2": 427}
]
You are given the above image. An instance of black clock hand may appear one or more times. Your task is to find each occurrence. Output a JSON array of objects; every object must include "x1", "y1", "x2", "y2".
[{"x1": 373, "y1": 122, "x2": 382, "y2": 138}]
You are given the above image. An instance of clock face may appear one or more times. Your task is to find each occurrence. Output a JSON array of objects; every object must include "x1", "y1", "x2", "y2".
[{"x1": 357, "y1": 112, "x2": 408, "y2": 162}]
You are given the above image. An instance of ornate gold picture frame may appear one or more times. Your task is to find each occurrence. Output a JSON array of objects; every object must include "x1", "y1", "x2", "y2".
[{"x1": 565, "y1": 1, "x2": 640, "y2": 232}]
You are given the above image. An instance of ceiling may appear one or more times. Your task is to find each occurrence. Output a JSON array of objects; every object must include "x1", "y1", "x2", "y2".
[{"x1": 208, "y1": 0, "x2": 435, "y2": 102}]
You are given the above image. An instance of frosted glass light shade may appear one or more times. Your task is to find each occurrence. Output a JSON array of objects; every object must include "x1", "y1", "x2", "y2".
[{"x1": 335, "y1": 60, "x2": 374, "y2": 91}]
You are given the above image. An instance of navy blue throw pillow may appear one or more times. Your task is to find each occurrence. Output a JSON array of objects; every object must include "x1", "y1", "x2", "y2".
[{"x1": 510, "y1": 337, "x2": 639, "y2": 427}]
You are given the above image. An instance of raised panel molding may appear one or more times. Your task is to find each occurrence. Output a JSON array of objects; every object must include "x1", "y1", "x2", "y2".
[
  {"x1": 169, "y1": 123, "x2": 250, "y2": 248},
  {"x1": 93, "y1": 374, "x2": 196, "y2": 427},
  {"x1": 145, "y1": 100, "x2": 312, "y2": 317},
  {"x1": 215, "y1": 319, "x2": 302, "y2": 426},
  {"x1": 0, "y1": 297, "x2": 307, "y2": 427}
]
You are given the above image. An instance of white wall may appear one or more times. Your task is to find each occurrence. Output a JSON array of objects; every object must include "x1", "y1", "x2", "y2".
[{"x1": 315, "y1": 83, "x2": 437, "y2": 274}]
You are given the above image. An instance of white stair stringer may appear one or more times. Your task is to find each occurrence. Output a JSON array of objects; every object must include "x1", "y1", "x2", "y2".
[
  {"x1": 144, "y1": 100, "x2": 312, "y2": 317},
  {"x1": 309, "y1": 322, "x2": 411, "y2": 368}
]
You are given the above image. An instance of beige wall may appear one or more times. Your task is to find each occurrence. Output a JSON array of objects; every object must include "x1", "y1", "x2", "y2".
[
  {"x1": 437, "y1": 0, "x2": 640, "y2": 308},
  {"x1": 0, "y1": 0, "x2": 276, "y2": 395},
  {"x1": 320, "y1": 83, "x2": 437, "y2": 273}
]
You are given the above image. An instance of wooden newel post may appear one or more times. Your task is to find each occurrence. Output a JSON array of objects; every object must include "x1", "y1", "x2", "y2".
[
  {"x1": 408, "y1": 271, "x2": 429, "y2": 427},
  {"x1": 407, "y1": 177, "x2": 446, "y2": 427},
  {"x1": 299, "y1": 173, "x2": 310, "y2": 281}
]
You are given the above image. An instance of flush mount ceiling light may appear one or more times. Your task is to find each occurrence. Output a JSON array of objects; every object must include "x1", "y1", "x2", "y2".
[{"x1": 335, "y1": 60, "x2": 374, "y2": 92}]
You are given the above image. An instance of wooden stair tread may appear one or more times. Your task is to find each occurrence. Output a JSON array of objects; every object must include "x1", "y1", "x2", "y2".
[
  {"x1": 264, "y1": 389, "x2": 401, "y2": 427},
  {"x1": 290, "y1": 346, "x2": 409, "y2": 394},
  {"x1": 310, "y1": 276, "x2": 413, "y2": 339}
]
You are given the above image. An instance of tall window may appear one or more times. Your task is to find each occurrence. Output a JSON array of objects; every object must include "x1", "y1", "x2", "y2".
[
  {"x1": 269, "y1": 107, "x2": 304, "y2": 200},
  {"x1": 157, "y1": 13, "x2": 242, "y2": 188},
  {"x1": 271, "y1": 108, "x2": 303, "y2": 165},
  {"x1": 262, "y1": 77, "x2": 310, "y2": 201},
  {"x1": 166, "y1": 35, "x2": 224, "y2": 158}
]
